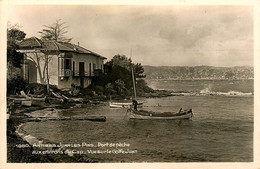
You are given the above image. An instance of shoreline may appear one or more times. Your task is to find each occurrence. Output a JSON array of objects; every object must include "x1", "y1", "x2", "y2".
[
  {"x1": 6, "y1": 91, "x2": 173, "y2": 163},
  {"x1": 7, "y1": 104, "x2": 103, "y2": 163}
]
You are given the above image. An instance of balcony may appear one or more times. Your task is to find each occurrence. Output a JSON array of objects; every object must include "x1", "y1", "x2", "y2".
[
  {"x1": 59, "y1": 69, "x2": 103, "y2": 77},
  {"x1": 59, "y1": 69, "x2": 72, "y2": 77},
  {"x1": 73, "y1": 71, "x2": 92, "y2": 77},
  {"x1": 72, "y1": 69, "x2": 103, "y2": 77}
]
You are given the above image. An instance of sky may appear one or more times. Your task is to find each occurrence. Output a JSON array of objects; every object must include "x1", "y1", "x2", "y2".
[{"x1": 6, "y1": 5, "x2": 254, "y2": 67}]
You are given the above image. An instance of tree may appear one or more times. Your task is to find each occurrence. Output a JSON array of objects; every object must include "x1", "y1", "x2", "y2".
[
  {"x1": 38, "y1": 19, "x2": 72, "y2": 42},
  {"x1": 7, "y1": 23, "x2": 28, "y2": 94},
  {"x1": 7, "y1": 23, "x2": 26, "y2": 68},
  {"x1": 102, "y1": 54, "x2": 152, "y2": 96},
  {"x1": 106, "y1": 54, "x2": 133, "y2": 70},
  {"x1": 225, "y1": 71, "x2": 235, "y2": 79},
  {"x1": 38, "y1": 19, "x2": 72, "y2": 92},
  {"x1": 106, "y1": 54, "x2": 145, "y2": 78}
]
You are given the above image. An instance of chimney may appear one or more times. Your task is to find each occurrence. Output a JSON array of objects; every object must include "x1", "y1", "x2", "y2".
[{"x1": 78, "y1": 42, "x2": 79, "y2": 46}]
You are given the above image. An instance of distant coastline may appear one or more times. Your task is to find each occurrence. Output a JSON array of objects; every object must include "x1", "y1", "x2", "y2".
[
  {"x1": 145, "y1": 78, "x2": 254, "y2": 81},
  {"x1": 144, "y1": 65, "x2": 253, "y2": 80}
]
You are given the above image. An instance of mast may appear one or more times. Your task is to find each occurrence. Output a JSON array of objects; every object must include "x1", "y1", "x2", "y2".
[
  {"x1": 130, "y1": 47, "x2": 137, "y2": 100},
  {"x1": 132, "y1": 67, "x2": 137, "y2": 100}
]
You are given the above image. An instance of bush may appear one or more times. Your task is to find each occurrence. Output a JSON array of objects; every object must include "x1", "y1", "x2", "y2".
[
  {"x1": 7, "y1": 77, "x2": 28, "y2": 95},
  {"x1": 70, "y1": 83, "x2": 80, "y2": 96}
]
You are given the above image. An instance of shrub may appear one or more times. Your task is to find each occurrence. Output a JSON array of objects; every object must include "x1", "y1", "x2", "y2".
[{"x1": 7, "y1": 77, "x2": 28, "y2": 95}]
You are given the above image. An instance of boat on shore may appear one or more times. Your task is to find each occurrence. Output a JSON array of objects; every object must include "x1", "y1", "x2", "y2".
[
  {"x1": 21, "y1": 99, "x2": 32, "y2": 107},
  {"x1": 8, "y1": 91, "x2": 46, "y2": 107}
]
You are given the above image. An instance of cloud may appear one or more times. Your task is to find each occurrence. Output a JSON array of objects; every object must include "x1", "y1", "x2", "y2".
[
  {"x1": 7, "y1": 5, "x2": 254, "y2": 66},
  {"x1": 159, "y1": 23, "x2": 213, "y2": 48}
]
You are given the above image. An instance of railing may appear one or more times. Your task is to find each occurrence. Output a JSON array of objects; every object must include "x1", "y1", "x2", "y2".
[
  {"x1": 59, "y1": 69, "x2": 72, "y2": 77},
  {"x1": 59, "y1": 69, "x2": 103, "y2": 77},
  {"x1": 73, "y1": 71, "x2": 93, "y2": 77}
]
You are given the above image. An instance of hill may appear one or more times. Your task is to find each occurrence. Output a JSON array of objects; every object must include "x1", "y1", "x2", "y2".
[{"x1": 143, "y1": 65, "x2": 253, "y2": 80}]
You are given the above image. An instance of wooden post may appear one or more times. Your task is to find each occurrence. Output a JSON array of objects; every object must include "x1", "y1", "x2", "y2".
[
  {"x1": 46, "y1": 54, "x2": 50, "y2": 93},
  {"x1": 132, "y1": 68, "x2": 137, "y2": 100}
]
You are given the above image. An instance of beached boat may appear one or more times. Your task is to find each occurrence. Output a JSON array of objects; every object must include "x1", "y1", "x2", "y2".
[
  {"x1": 31, "y1": 97, "x2": 46, "y2": 106},
  {"x1": 20, "y1": 91, "x2": 46, "y2": 106},
  {"x1": 21, "y1": 99, "x2": 32, "y2": 106}
]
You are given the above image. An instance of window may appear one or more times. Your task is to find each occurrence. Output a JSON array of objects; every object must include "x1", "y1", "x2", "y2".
[
  {"x1": 65, "y1": 59, "x2": 71, "y2": 69},
  {"x1": 93, "y1": 63, "x2": 96, "y2": 70}
]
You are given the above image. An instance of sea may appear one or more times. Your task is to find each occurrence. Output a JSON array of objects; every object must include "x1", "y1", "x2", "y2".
[{"x1": 21, "y1": 79, "x2": 254, "y2": 162}]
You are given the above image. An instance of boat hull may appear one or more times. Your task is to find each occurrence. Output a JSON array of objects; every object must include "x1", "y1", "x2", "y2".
[
  {"x1": 109, "y1": 102, "x2": 132, "y2": 108},
  {"x1": 128, "y1": 109, "x2": 193, "y2": 120},
  {"x1": 109, "y1": 102, "x2": 143, "y2": 108},
  {"x1": 21, "y1": 100, "x2": 32, "y2": 107}
]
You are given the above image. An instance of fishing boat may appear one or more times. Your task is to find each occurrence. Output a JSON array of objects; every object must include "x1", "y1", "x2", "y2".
[
  {"x1": 128, "y1": 68, "x2": 193, "y2": 120},
  {"x1": 109, "y1": 101, "x2": 143, "y2": 108},
  {"x1": 109, "y1": 94, "x2": 143, "y2": 108},
  {"x1": 127, "y1": 108, "x2": 193, "y2": 120},
  {"x1": 109, "y1": 102, "x2": 132, "y2": 108}
]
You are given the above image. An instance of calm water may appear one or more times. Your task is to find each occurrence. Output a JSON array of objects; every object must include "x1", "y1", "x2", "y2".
[{"x1": 22, "y1": 79, "x2": 253, "y2": 162}]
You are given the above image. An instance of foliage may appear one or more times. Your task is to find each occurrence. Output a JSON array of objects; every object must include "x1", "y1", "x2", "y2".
[
  {"x1": 7, "y1": 76, "x2": 28, "y2": 95},
  {"x1": 7, "y1": 24, "x2": 26, "y2": 68},
  {"x1": 106, "y1": 54, "x2": 145, "y2": 78},
  {"x1": 38, "y1": 19, "x2": 72, "y2": 42},
  {"x1": 86, "y1": 54, "x2": 153, "y2": 97},
  {"x1": 104, "y1": 83, "x2": 116, "y2": 95},
  {"x1": 136, "y1": 79, "x2": 154, "y2": 94},
  {"x1": 106, "y1": 54, "x2": 133, "y2": 70},
  {"x1": 38, "y1": 19, "x2": 71, "y2": 92},
  {"x1": 70, "y1": 84, "x2": 81, "y2": 96},
  {"x1": 7, "y1": 28, "x2": 26, "y2": 41}
]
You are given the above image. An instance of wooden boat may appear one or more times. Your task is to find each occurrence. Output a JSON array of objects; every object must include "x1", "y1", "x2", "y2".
[
  {"x1": 109, "y1": 102, "x2": 132, "y2": 108},
  {"x1": 20, "y1": 91, "x2": 46, "y2": 106},
  {"x1": 127, "y1": 108, "x2": 193, "y2": 120},
  {"x1": 31, "y1": 97, "x2": 46, "y2": 106},
  {"x1": 21, "y1": 99, "x2": 32, "y2": 107},
  {"x1": 109, "y1": 101, "x2": 143, "y2": 108},
  {"x1": 128, "y1": 67, "x2": 193, "y2": 120}
]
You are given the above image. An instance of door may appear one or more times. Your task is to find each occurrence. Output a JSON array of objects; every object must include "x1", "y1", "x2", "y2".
[
  {"x1": 89, "y1": 63, "x2": 92, "y2": 76},
  {"x1": 72, "y1": 61, "x2": 75, "y2": 76},
  {"x1": 79, "y1": 62, "x2": 85, "y2": 76}
]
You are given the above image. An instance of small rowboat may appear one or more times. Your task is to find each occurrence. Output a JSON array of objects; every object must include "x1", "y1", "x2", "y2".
[
  {"x1": 109, "y1": 102, "x2": 132, "y2": 108},
  {"x1": 127, "y1": 108, "x2": 193, "y2": 120},
  {"x1": 31, "y1": 97, "x2": 46, "y2": 106},
  {"x1": 109, "y1": 102, "x2": 143, "y2": 108},
  {"x1": 21, "y1": 99, "x2": 32, "y2": 107}
]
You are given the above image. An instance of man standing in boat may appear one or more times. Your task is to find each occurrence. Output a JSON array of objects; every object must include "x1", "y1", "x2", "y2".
[{"x1": 132, "y1": 99, "x2": 138, "y2": 111}]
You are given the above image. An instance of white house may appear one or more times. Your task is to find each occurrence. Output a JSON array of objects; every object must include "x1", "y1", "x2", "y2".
[{"x1": 17, "y1": 37, "x2": 106, "y2": 89}]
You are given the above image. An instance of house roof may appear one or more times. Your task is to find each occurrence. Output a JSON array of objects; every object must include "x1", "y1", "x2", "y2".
[
  {"x1": 18, "y1": 37, "x2": 42, "y2": 48},
  {"x1": 18, "y1": 37, "x2": 106, "y2": 59}
]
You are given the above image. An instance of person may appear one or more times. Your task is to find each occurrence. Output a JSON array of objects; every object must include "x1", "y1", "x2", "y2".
[{"x1": 132, "y1": 99, "x2": 138, "y2": 111}]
